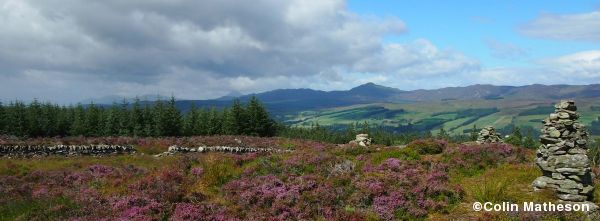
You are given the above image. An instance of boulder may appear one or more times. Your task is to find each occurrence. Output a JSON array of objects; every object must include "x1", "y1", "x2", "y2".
[{"x1": 349, "y1": 134, "x2": 372, "y2": 147}]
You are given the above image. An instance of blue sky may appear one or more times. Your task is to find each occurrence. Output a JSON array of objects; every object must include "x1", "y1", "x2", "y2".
[
  {"x1": 350, "y1": 0, "x2": 599, "y2": 67},
  {"x1": 1, "y1": 0, "x2": 600, "y2": 103}
]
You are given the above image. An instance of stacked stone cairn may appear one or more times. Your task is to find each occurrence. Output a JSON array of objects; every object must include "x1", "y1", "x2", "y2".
[
  {"x1": 476, "y1": 126, "x2": 503, "y2": 144},
  {"x1": 349, "y1": 134, "x2": 372, "y2": 147},
  {"x1": 153, "y1": 145, "x2": 290, "y2": 157},
  {"x1": 0, "y1": 144, "x2": 135, "y2": 157},
  {"x1": 532, "y1": 100, "x2": 598, "y2": 213}
]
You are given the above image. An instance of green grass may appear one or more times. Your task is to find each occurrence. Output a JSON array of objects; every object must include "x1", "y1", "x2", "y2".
[
  {"x1": 0, "y1": 197, "x2": 80, "y2": 221},
  {"x1": 370, "y1": 148, "x2": 420, "y2": 164},
  {"x1": 0, "y1": 155, "x2": 179, "y2": 176}
]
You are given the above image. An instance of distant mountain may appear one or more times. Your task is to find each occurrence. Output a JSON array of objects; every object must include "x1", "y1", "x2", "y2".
[
  {"x1": 216, "y1": 91, "x2": 244, "y2": 100},
  {"x1": 91, "y1": 83, "x2": 600, "y2": 123},
  {"x1": 172, "y1": 83, "x2": 600, "y2": 114},
  {"x1": 88, "y1": 83, "x2": 600, "y2": 134}
]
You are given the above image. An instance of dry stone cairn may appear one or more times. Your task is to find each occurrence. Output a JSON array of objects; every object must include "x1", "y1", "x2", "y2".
[
  {"x1": 0, "y1": 144, "x2": 135, "y2": 157},
  {"x1": 476, "y1": 126, "x2": 502, "y2": 144},
  {"x1": 532, "y1": 100, "x2": 598, "y2": 211},
  {"x1": 349, "y1": 134, "x2": 372, "y2": 147}
]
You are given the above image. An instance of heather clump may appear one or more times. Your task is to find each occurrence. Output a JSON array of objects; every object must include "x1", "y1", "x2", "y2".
[
  {"x1": 170, "y1": 202, "x2": 233, "y2": 221},
  {"x1": 405, "y1": 139, "x2": 448, "y2": 155},
  {"x1": 110, "y1": 195, "x2": 164, "y2": 220},
  {"x1": 222, "y1": 174, "x2": 345, "y2": 220},
  {"x1": 353, "y1": 159, "x2": 463, "y2": 220},
  {"x1": 129, "y1": 169, "x2": 185, "y2": 203}
]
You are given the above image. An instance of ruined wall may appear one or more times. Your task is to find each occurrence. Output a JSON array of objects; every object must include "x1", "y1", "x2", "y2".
[{"x1": 0, "y1": 144, "x2": 135, "y2": 157}]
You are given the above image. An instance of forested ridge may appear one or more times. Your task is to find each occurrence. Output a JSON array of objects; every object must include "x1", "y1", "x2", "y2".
[{"x1": 0, "y1": 96, "x2": 276, "y2": 138}]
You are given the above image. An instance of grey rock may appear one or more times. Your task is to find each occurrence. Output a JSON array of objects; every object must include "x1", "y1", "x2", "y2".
[
  {"x1": 476, "y1": 126, "x2": 503, "y2": 144},
  {"x1": 350, "y1": 134, "x2": 372, "y2": 147}
]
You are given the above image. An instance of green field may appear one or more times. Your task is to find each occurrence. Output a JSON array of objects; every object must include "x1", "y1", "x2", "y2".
[{"x1": 285, "y1": 98, "x2": 600, "y2": 136}]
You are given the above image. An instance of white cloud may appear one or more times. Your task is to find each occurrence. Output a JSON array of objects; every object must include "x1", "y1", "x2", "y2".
[
  {"x1": 353, "y1": 39, "x2": 480, "y2": 77},
  {"x1": 538, "y1": 50, "x2": 600, "y2": 78},
  {"x1": 519, "y1": 10, "x2": 600, "y2": 42}
]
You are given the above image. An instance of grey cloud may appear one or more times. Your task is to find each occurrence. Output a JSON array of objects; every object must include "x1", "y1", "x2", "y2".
[{"x1": 0, "y1": 0, "x2": 479, "y2": 102}]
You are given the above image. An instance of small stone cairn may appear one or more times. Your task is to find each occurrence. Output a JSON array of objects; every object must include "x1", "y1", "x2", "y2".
[
  {"x1": 476, "y1": 126, "x2": 503, "y2": 144},
  {"x1": 349, "y1": 134, "x2": 372, "y2": 147},
  {"x1": 532, "y1": 100, "x2": 598, "y2": 213}
]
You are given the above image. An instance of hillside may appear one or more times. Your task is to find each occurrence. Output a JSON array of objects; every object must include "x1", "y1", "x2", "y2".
[
  {"x1": 0, "y1": 136, "x2": 593, "y2": 220},
  {"x1": 172, "y1": 83, "x2": 600, "y2": 136}
]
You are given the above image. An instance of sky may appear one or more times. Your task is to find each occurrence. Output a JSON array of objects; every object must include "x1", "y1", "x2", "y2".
[{"x1": 0, "y1": 0, "x2": 599, "y2": 104}]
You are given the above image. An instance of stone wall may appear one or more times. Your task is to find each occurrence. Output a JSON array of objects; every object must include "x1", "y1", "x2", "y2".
[
  {"x1": 153, "y1": 145, "x2": 291, "y2": 157},
  {"x1": 0, "y1": 144, "x2": 135, "y2": 157}
]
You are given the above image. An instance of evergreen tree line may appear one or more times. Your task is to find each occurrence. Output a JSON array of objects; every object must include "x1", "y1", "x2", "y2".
[
  {"x1": 0, "y1": 96, "x2": 276, "y2": 138},
  {"x1": 278, "y1": 122, "x2": 423, "y2": 146}
]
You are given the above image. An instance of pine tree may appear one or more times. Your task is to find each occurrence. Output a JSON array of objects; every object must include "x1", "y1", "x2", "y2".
[
  {"x1": 131, "y1": 98, "x2": 144, "y2": 137},
  {"x1": 437, "y1": 126, "x2": 450, "y2": 140},
  {"x1": 12, "y1": 101, "x2": 28, "y2": 137},
  {"x1": 84, "y1": 102, "x2": 102, "y2": 136},
  {"x1": 103, "y1": 103, "x2": 120, "y2": 136},
  {"x1": 56, "y1": 105, "x2": 73, "y2": 136},
  {"x1": 183, "y1": 104, "x2": 200, "y2": 136},
  {"x1": 470, "y1": 124, "x2": 478, "y2": 141},
  {"x1": 27, "y1": 99, "x2": 43, "y2": 137},
  {"x1": 206, "y1": 107, "x2": 221, "y2": 135},
  {"x1": 522, "y1": 131, "x2": 536, "y2": 149},
  {"x1": 504, "y1": 126, "x2": 523, "y2": 147},
  {"x1": 345, "y1": 122, "x2": 356, "y2": 141},
  {"x1": 230, "y1": 99, "x2": 245, "y2": 135},
  {"x1": 221, "y1": 108, "x2": 236, "y2": 135},
  {"x1": 152, "y1": 99, "x2": 165, "y2": 136},
  {"x1": 117, "y1": 99, "x2": 131, "y2": 136},
  {"x1": 142, "y1": 102, "x2": 154, "y2": 137},
  {"x1": 40, "y1": 103, "x2": 58, "y2": 136},
  {"x1": 361, "y1": 121, "x2": 370, "y2": 134},
  {"x1": 423, "y1": 130, "x2": 433, "y2": 138},
  {"x1": 245, "y1": 96, "x2": 274, "y2": 136},
  {"x1": 70, "y1": 104, "x2": 86, "y2": 136},
  {"x1": 163, "y1": 96, "x2": 182, "y2": 136}
]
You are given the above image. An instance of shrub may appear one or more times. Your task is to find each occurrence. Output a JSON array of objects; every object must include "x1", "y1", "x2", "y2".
[
  {"x1": 406, "y1": 139, "x2": 447, "y2": 155},
  {"x1": 354, "y1": 160, "x2": 463, "y2": 220},
  {"x1": 200, "y1": 155, "x2": 240, "y2": 188}
]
